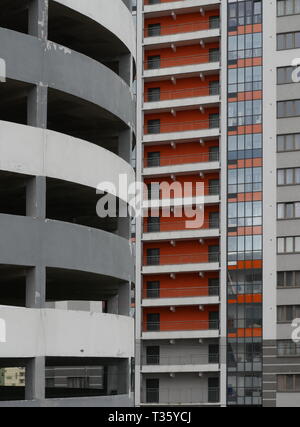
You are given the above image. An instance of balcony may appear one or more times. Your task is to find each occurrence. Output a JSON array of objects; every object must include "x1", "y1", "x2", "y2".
[
  {"x1": 144, "y1": 85, "x2": 220, "y2": 113},
  {"x1": 143, "y1": 150, "x2": 220, "y2": 176},
  {"x1": 143, "y1": 118, "x2": 220, "y2": 144},
  {"x1": 143, "y1": 0, "x2": 221, "y2": 15},
  {"x1": 141, "y1": 353, "x2": 220, "y2": 374},
  {"x1": 143, "y1": 53, "x2": 220, "y2": 80},
  {"x1": 143, "y1": 183, "x2": 220, "y2": 211},
  {"x1": 142, "y1": 319, "x2": 220, "y2": 340},
  {"x1": 144, "y1": 25, "x2": 220, "y2": 49},
  {"x1": 142, "y1": 283, "x2": 220, "y2": 307},
  {"x1": 142, "y1": 387, "x2": 220, "y2": 406},
  {"x1": 143, "y1": 219, "x2": 220, "y2": 242}
]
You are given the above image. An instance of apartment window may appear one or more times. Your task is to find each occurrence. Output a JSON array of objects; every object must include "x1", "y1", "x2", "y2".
[
  {"x1": 209, "y1": 81, "x2": 220, "y2": 96},
  {"x1": 209, "y1": 16, "x2": 220, "y2": 29},
  {"x1": 228, "y1": 167, "x2": 262, "y2": 194},
  {"x1": 277, "y1": 168, "x2": 300, "y2": 185},
  {"x1": 146, "y1": 313, "x2": 160, "y2": 331},
  {"x1": 209, "y1": 278, "x2": 220, "y2": 296},
  {"x1": 146, "y1": 346, "x2": 160, "y2": 365},
  {"x1": 147, "y1": 55, "x2": 160, "y2": 70},
  {"x1": 277, "y1": 66, "x2": 297, "y2": 84},
  {"x1": 277, "y1": 0, "x2": 300, "y2": 16},
  {"x1": 278, "y1": 305, "x2": 300, "y2": 322},
  {"x1": 147, "y1": 281, "x2": 160, "y2": 298},
  {"x1": 147, "y1": 151, "x2": 160, "y2": 167},
  {"x1": 209, "y1": 179, "x2": 220, "y2": 195},
  {"x1": 147, "y1": 217, "x2": 160, "y2": 233},
  {"x1": 209, "y1": 113, "x2": 220, "y2": 129},
  {"x1": 228, "y1": 66, "x2": 262, "y2": 94},
  {"x1": 278, "y1": 100, "x2": 300, "y2": 118},
  {"x1": 147, "y1": 23, "x2": 161, "y2": 37},
  {"x1": 208, "y1": 245, "x2": 220, "y2": 263},
  {"x1": 147, "y1": 119, "x2": 160, "y2": 134},
  {"x1": 228, "y1": 201, "x2": 262, "y2": 228},
  {"x1": 278, "y1": 271, "x2": 300, "y2": 288},
  {"x1": 209, "y1": 146, "x2": 219, "y2": 161},
  {"x1": 228, "y1": 269, "x2": 263, "y2": 295},
  {"x1": 228, "y1": 100, "x2": 262, "y2": 127},
  {"x1": 228, "y1": 33, "x2": 262, "y2": 61},
  {"x1": 146, "y1": 379, "x2": 159, "y2": 403},
  {"x1": 209, "y1": 211, "x2": 220, "y2": 229},
  {"x1": 209, "y1": 48, "x2": 220, "y2": 62},
  {"x1": 147, "y1": 182, "x2": 160, "y2": 200},
  {"x1": 228, "y1": 133, "x2": 262, "y2": 160},
  {"x1": 278, "y1": 340, "x2": 300, "y2": 356},
  {"x1": 278, "y1": 202, "x2": 300, "y2": 219},
  {"x1": 277, "y1": 32, "x2": 300, "y2": 50},
  {"x1": 278, "y1": 375, "x2": 300, "y2": 392},
  {"x1": 278, "y1": 236, "x2": 300, "y2": 253},
  {"x1": 278, "y1": 134, "x2": 300, "y2": 152},
  {"x1": 147, "y1": 248, "x2": 160, "y2": 266},
  {"x1": 228, "y1": 1, "x2": 262, "y2": 29},
  {"x1": 147, "y1": 87, "x2": 160, "y2": 102}
]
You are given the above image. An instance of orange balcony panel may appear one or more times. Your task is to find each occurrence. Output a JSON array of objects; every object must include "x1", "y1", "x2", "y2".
[
  {"x1": 144, "y1": 10, "x2": 220, "y2": 37},
  {"x1": 228, "y1": 328, "x2": 262, "y2": 339},
  {"x1": 144, "y1": 140, "x2": 219, "y2": 168},
  {"x1": 237, "y1": 24, "x2": 262, "y2": 34},
  {"x1": 237, "y1": 91, "x2": 262, "y2": 102},
  {"x1": 144, "y1": 76, "x2": 219, "y2": 102},
  {"x1": 143, "y1": 306, "x2": 219, "y2": 332},
  {"x1": 228, "y1": 260, "x2": 263, "y2": 271},
  {"x1": 144, "y1": 43, "x2": 220, "y2": 70}
]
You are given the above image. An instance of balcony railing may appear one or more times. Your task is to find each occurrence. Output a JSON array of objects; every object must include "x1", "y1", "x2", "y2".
[
  {"x1": 144, "y1": 219, "x2": 219, "y2": 233},
  {"x1": 144, "y1": 151, "x2": 219, "y2": 168},
  {"x1": 143, "y1": 387, "x2": 220, "y2": 404},
  {"x1": 143, "y1": 353, "x2": 220, "y2": 365},
  {"x1": 146, "y1": 118, "x2": 220, "y2": 134},
  {"x1": 145, "y1": 53, "x2": 220, "y2": 70},
  {"x1": 145, "y1": 85, "x2": 220, "y2": 102},
  {"x1": 146, "y1": 183, "x2": 220, "y2": 201},
  {"x1": 144, "y1": 252, "x2": 220, "y2": 266},
  {"x1": 143, "y1": 319, "x2": 220, "y2": 332},
  {"x1": 143, "y1": 285, "x2": 220, "y2": 299},
  {"x1": 144, "y1": 19, "x2": 220, "y2": 37}
]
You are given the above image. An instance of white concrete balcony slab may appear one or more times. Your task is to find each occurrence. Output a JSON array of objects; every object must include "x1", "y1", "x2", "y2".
[
  {"x1": 144, "y1": 0, "x2": 221, "y2": 15},
  {"x1": 143, "y1": 62, "x2": 220, "y2": 81},
  {"x1": 142, "y1": 295, "x2": 220, "y2": 307},
  {"x1": 143, "y1": 127, "x2": 220, "y2": 144},
  {"x1": 143, "y1": 160, "x2": 220, "y2": 177},
  {"x1": 143, "y1": 95, "x2": 220, "y2": 113},
  {"x1": 141, "y1": 363, "x2": 220, "y2": 374},
  {"x1": 144, "y1": 28, "x2": 220, "y2": 49},
  {"x1": 143, "y1": 195, "x2": 220, "y2": 211},
  {"x1": 0, "y1": 306, "x2": 134, "y2": 359},
  {"x1": 142, "y1": 329, "x2": 219, "y2": 340},
  {"x1": 142, "y1": 227, "x2": 220, "y2": 242},
  {"x1": 142, "y1": 261, "x2": 220, "y2": 275}
]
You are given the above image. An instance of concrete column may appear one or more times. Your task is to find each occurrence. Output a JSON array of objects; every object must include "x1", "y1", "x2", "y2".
[
  {"x1": 28, "y1": 0, "x2": 48, "y2": 40},
  {"x1": 26, "y1": 176, "x2": 46, "y2": 219},
  {"x1": 117, "y1": 359, "x2": 130, "y2": 395},
  {"x1": 118, "y1": 282, "x2": 131, "y2": 317},
  {"x1": 25, "y1": 357, "x2": 45, "y2": 401},
  {"x1": 27, "y1": 85, "x2": 48, "y2": 129},
  {"x1": 26, "y1": 265, "x2": 46, "y2": 309},
  {"x1": 119, "y1": 54, "x2": 133, "y2": 86},
  {"x1": 118, "y1": 129, "x2": 133, "y2": 164},
  {"x1": 107, "y1": 295, "x2": 119, "y2": 315}
]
